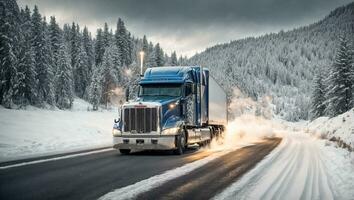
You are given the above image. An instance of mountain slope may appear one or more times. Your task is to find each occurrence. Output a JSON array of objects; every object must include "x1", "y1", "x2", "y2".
[{"x1": 189, "y1": 2, "x2": 354, "y2": 121}]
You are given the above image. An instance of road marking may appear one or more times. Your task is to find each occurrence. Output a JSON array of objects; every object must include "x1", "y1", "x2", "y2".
[
  {"x1": 0, "y1": 148, "x2": 113, "y2": 170},
  {"x1": 99, "y1": 150, "x2": 230, "y2": 200}
]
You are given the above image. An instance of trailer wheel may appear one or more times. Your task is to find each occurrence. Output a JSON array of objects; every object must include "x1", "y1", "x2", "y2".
[
  {"x1": 119, "y1": 149, "x2": 131, "y2": 155},
  {"x1": 174, "y1": 130, "x2": 186, "y2": 155}
]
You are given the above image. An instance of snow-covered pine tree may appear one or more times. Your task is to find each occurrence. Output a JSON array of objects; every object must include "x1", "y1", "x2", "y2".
[
  {"x1": 15, "y1": 6, "x2": 37, "y2": 106},
  {"x1": 178, "y1": 56, "x2": 185, "y2": 65},
  {"x1": 310, "y1": 68, "x2": 326, "y2": 119},
  {"x1": 70, "y1": 23, "x2": 80, "y2": 69},
  {"x1": 95, "y1": 28, "x2": 105, "y2": 66},
  {"x1": 142, "y1": 35, "x2": 148, "y2": 54},
  {"x1": 171, "y1": 51, "x2": 178, "y2": 66},
  {"x1": 82, "y1": 26, "x2": 94, "y2": 75},
  {"x1": 31, "y1": 6, "x2": 55, "y2": 106},
  {"x1": 55, "y1": 39, "x2": 74, "y2": 109},
  {"x1": 43, "y1": 17, "x2": 55, "y2": 105},
  {"x1": 48, "y1": 16, "x2": 61, "y2": 74},
  {"x1": 62, "y1": 23, "x2": 71, "y2": 47},
  {"x1": 103, "y1": 22, "x2": 111, "y2": 48},
  {"x1": 88, "y1": 66, "x2": 102, "y2": 111},
  {"x1": 0, "y1": 0, "x2": 21, "y2": 108},
  {"x1": 126, "y1": 32, "x2": 133, "y2": 66},
  {"x1": 164, "y1": 53, "x2": 170, "y2": 66},
  {"x1": 146, "y1": 42, "x2": 156, "y2": 68},
  {"x1": 115, "y1": 18, "x2": 129, "y2": 66},
  {"x1": 111, "y1": 43, "x2": 122, "y2": 86},
  {"x1": 325, "y1": 36, "x2": 354, "y2": 117},
  {"x1": 100, "y1": 45, "x2": 118, "y2": 108},
  {"x1": 154, "y1": 43, "x2": 164, "y2": 67},
  {"x1": 74, "y1": 42, "x2": 90, "y2": 98},
  {"x1": 70, "y1": 23, "x2": 83, "y2": 97}
]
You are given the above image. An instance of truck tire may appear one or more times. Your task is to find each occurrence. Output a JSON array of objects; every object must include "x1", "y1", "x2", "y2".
[
  {"x1": 174, "y1": 130, "x2": 186, "y2": 155},
  {"x1": 119, "y1": 149, "x2": 131, "y2": 155}
]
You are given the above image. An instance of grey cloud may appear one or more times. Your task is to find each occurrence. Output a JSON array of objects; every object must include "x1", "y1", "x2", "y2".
[{"x1": 18, "y1": 0, "x2": 353, "y2": 57}]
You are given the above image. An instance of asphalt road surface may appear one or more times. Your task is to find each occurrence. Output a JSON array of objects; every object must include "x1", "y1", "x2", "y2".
[{"x1": 0, "y1": 138, "x2": 281, "y2": 200}]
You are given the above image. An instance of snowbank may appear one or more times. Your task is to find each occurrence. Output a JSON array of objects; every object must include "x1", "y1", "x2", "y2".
[
  {"x1": 306, "y1": 108, "x2": 354, "y2": 150},
  {"x1": 0, "y1": 99, "x2": 118, "y2": 162}
]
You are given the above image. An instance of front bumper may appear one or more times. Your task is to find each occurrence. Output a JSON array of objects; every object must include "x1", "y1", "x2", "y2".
[{"x1": 113, "y1": 135, "x2": 176, "y2": 150}]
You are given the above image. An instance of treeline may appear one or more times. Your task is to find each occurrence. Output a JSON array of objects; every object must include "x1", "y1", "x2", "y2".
[
  {"x1": 310, "y1": 36, "x2": 354, "y2": 119},
  {"x1": 0, "y1": 0, "x2": 187, "y2": 110},
  {"x1": 189, "y1": 2, "x2": 354, "y2": 121}
]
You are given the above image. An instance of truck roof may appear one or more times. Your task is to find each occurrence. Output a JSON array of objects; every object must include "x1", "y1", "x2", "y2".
[{"x1": 140, "y1": 66, "x2": 205, "y2": 84}]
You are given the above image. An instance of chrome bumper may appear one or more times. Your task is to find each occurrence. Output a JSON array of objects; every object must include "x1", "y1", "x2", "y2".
[{"x1": 113, "y1": 135, "x2": 176, "y2": 150}]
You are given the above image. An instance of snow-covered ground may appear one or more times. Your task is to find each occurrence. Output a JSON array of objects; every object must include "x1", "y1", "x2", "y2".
[
  {"x1": 306, "y1": 108, "x2": 354, "y2": 149},
  {"x1": 0, "y1": 99, "x2": 117, "y2": 162},
  {"x1": 213, "y1": 131, "x2": 354, "y2": 200}
]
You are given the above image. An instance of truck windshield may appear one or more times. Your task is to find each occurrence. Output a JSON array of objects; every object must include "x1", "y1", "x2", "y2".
[{"x1": 139, "y1": 84, "x2": 182, "y2": 97}]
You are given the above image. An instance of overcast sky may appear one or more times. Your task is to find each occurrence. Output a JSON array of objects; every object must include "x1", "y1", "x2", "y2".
[{"x1": 18, "y1": 0, "x2": 352, "y2": 57}]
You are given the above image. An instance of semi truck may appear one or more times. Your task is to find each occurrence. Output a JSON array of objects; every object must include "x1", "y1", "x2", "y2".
[{"x1": 112, "y1": 66, "x2": 228, "y2": 155}]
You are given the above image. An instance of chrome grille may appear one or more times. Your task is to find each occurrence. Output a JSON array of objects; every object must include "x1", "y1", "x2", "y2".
[{"x1": 123, "y1": 107, "x2": 158, "y2": 133}]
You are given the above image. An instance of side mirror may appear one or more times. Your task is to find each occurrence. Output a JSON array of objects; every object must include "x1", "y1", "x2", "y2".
[
  {"x1": 114, "y1": 118, "x2": 120, "y2": 123},
  {"x1": 125, "y1": 88, "x2": 130, "y2": 102}
]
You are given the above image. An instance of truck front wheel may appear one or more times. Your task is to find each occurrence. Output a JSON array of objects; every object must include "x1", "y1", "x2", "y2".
[
  {"x1": 119, "y1": 149, "x2": 131, "y2": 155},
  {"x1": 174, "y1": 131, "x2": 186, "y2": 155}
]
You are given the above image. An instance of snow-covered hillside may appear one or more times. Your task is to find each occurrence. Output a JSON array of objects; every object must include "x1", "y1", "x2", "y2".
[
  {"x1": 307, "y1": 108, "x2": 354, "y2": 150},
  {"x1": 0, "y1": 99, "x2": 117, "y2": 162},
  {"x1": 189, "y1": 2, "x2": 354, "y2": 121}
]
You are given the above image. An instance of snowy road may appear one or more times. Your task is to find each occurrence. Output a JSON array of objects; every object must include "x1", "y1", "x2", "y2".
[
  {"x1": 214, "y1": 132, "x2": 354, "y2": 200},
  {"x1": 1, "y1": 133, "x2": 353, "y2": 200},
  {"x1": 0, "y1": 138, "x2": 280, "y2": 200}
]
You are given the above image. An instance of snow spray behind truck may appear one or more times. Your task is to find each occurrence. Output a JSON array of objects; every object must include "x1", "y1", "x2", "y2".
[{"x1": 112, "y1": 66, "x2": 228, "y2": 154}]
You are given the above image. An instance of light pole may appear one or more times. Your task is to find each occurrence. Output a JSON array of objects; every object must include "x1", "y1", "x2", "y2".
[{"x1": 139, "y1": 51, "x2": 145, "y2": 76}]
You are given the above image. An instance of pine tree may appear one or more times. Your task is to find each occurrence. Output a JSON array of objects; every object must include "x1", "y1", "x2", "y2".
[
  {"x1": 62, "y1": 23, "x2": 71, "y2": 46},
  {"x1": 126, "y1": 32, "x2": 133, "y2": 66},
  {"x1": 48, "y1": 16, "x2": 61, "y2": 74},
  {"x1": 43, "y1": 17, "x2": 55, "y2": 105},
  {"x1": 88, "y1": 66, "x2": 102, "y2": 111},
  {"x1": 100, "y1": 45, "x2": 118, "y2": 107},
  {"x1": 146, "y1": 42, "x2": 156, "y2": 68},
  {"x1": 115, "y1": 18, "x2": 129, "y2": 66},
  {"x1": 74, "y1": 42, "x2": 90, "y2": 98},
  {"x1": 70, "y1": 23, "x2": 81, "y2": 91},
  {"x1": 111, "y1": 43, "x2": 122, "y2": 85},
  {"x1": 325, "y1": 36, "x2": 354, "y2": 116},
  {"x1": 0, "y1": 0, "x2": 21, "y2": 108},
  {"x1": 142, "y1": 35, "x2": 148, "y2": 53},
  {"x1": 70, "y1": 22, "x2": 81, "y2": 69},
  {"x1": 82, "y1": 26, "x2": 94, "y2": 74},
  {"x1": 15, "y1": 6, "x2": 37, "y2": 106},
  {"x1": 171, "y1": 51, "x2": 178, "y2": 66},
  {"x1": 310, "y1": 69, "x2": 326, "y2": 119},
  {"x1": 70, "y1": 23, "x2": 89, "y2": 98},
  {"x1": 154, "y1": 43, "x2": 164, "y2": 66},
  {"x1": 178, "y1": 56, "x2": 184, "y2": 65},
  {"x1": 102, "y1": 22, "x2": 111, "y2": 48},
  {"x1": 55, "y1": 40, "x2": 74, "y2": 109},
  {"x1": 94, "y1": 28, "x2": 105, "y2": 66},
  {"x1": 31, "y1": 6, "x2": 55, "y2": 106}
]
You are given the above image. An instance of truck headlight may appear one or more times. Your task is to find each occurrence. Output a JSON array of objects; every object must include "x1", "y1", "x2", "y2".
[
  {"x1": 161, "y1": 127, "x2": 179, "y2": 135},
  {"x1": 112, "y1": 128, "x2": 121, "y2": 136}
]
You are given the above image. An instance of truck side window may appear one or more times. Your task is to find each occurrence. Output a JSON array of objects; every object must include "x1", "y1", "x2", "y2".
[{"x1": 185, "y1": 84, "x2": 192, "y2": 97}]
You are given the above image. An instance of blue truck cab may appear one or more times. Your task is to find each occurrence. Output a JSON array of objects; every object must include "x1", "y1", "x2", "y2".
[{"x1": 112, "y1": 66, "x2": 227, "y2": 155}]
